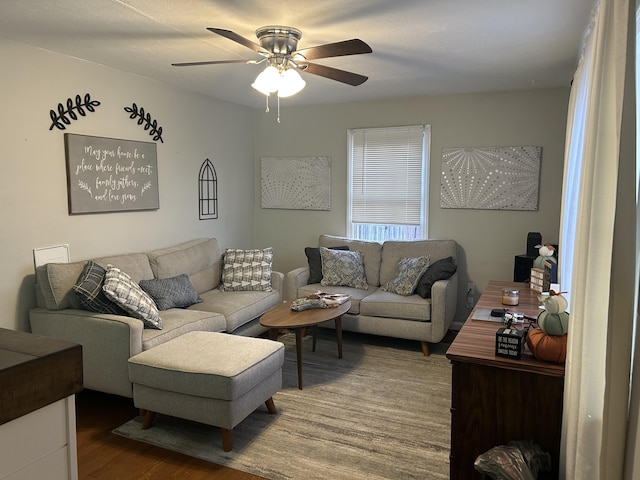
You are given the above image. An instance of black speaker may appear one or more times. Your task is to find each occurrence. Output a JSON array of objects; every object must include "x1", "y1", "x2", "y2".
[
  {"x1": 514, "y1": 254, "x2": 535, "y2": 282},
  {"x1": 527, "y1": 232, "x2": 542, "y2": 257}
]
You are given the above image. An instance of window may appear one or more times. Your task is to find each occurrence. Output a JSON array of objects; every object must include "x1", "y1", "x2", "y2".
[{"x1": 347, "y1": 125, "x2": 429, "y2": 242}]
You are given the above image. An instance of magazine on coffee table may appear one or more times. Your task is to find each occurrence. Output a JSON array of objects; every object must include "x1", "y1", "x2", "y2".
[
  {"x1": 290, "y1": 291, "x2": 351, "y2": 311},
  {"x1": 312, "y1": 291, "x2": 351, "y2": 307}
]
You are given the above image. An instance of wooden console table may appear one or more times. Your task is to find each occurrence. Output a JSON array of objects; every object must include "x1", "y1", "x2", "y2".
[{"x1": 446, "y1": 281, "x2": 565, "y2": 480}]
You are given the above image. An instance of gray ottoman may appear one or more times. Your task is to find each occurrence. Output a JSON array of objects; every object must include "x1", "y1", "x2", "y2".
[{"x1": 128, "y1": 331, "x2": 284, "y2": 451}]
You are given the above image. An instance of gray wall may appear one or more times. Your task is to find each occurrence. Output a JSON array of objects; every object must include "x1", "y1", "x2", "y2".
[
  {"x1": 253, "y1": 89, "x2": 569, "y2": 326},
  {"x1": 1, "y1": 39, "x2": 256, "y2": 332},
  {"x1": 1, "y1": 37, "x2": 570, "y2": 333}
]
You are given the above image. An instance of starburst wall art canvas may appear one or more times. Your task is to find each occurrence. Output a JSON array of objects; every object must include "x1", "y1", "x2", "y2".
[
  {"x1": 261, "y1": 156, "x2": 331, "y2": 211},
  {"x1": 440, "y1": 146, "x2": 541, "y2": 210}
]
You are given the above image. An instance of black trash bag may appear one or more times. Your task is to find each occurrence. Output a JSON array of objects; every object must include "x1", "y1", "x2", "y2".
[{"x1": 474, "y1": 440, "x2": 552, "y2": 480}]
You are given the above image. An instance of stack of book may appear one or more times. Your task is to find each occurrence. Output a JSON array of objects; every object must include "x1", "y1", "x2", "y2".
[
  {"x1": 531, "y1": 260, "x2": 557, "y2": 293},
  {"x1": 530, "y1": 267, "x2": 545, "y2": 292}
]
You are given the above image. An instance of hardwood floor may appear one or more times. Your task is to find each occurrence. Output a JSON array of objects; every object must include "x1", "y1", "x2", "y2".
[{"x1": 75, "y1": 389, "x2": 265, "y2": 480}]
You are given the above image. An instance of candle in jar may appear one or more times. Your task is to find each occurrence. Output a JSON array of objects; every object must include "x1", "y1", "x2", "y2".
[{"x1": 502, "y1": 288, "x2": 519, "y2": 306}]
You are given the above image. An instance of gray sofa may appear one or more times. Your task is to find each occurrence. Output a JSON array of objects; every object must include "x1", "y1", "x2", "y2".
[
  {"x1": 285, "y1": 235, "x2": 458, "y2": 355},
  {"x1": 29, "y1": 238, "x2": 283, "y2": 397}
]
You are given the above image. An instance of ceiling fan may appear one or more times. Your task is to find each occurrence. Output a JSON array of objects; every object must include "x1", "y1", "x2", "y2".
[{"x1": 172, "y1": 26, "x2": 373, "y2": 89}]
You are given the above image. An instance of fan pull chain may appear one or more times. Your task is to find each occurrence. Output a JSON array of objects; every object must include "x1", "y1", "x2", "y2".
[
  {"x1": 264, "y1": 94, "x2": 269, "y2": 113},
  {"x1": 277, "y1": 96, "x2": 281, "y2": 123}
]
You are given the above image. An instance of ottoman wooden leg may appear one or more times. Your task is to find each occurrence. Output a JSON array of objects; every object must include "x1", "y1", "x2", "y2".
[
  {"x1": 265, "y1": 397, "x2": 277, "y2": 414},
  {"x1": 221, "y1": 428, "x2": 233, "y2": 452},
  {"x1": 142, "y1": 410, "x2": 156, "y2": 429}
]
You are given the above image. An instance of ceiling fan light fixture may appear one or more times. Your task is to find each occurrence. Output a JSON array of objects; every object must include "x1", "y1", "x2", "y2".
[
  {"x1": 251, "y1": 65, "x2": 279, "y2": 95},
  {"x1": 277, "y1": 68, "x2": 306, "y2": 97}
]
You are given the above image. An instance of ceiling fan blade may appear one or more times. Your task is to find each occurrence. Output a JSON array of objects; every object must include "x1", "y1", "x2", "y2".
[
  {"x1": 207, "y1": 28, "x2": 268, "y2": 54},
  {"x1": 293, "y1": 39, "x2": 372, "y2": 61},
  {"x1": 299, "y1": 62, "x2": 368, "y2": 86},
  {"x1": 172, "y1": 59, "x2": 253, "y2": 67}
]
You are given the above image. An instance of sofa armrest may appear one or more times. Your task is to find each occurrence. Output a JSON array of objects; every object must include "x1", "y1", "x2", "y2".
[
  {"x1": 271, "y1": 270, "x2": 285, "y2": 298},
  {"x1": 29, "y1": 308, "x2": 144, "y2": 398},
  {"x1": 285, "y1": 266, "x2": 310, "y2": 301},
  {"x1": 429, "y1": 272, "x2": 458, "y2": 342}
]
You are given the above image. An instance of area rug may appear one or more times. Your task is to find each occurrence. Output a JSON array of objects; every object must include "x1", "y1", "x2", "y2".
[{"x1": 113, "y1": 330, "x2": 452, "y2": 480}]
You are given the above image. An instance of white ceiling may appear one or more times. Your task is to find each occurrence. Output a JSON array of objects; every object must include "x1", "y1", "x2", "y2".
[{"x1": 0, "y1": 0, "x2": 595, "y2": 109}]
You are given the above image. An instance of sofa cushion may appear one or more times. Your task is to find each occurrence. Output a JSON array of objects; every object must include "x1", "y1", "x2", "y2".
[
  {"x1": 319, "y1": 235, "x2": 383, "y2": 287},
  {"x1": 140, "y1": 308, "x2": 226, "y2": 351},
  {"x1": 94, "y1": 253, "x2": 155, "y2": 283},
  {"x1": 139, "y1": 274, "x2": 202, "y2": 310},
  {"x1": 220, "y1": 248, "x2": 273, "y2": 292},
  {"x1": 103, "y1": 266, "x2": 162, "y2": 329},
  {"x1": 72, "y1": 261, "x2": 128, "y2": 315},
  {"x1": 305, "y1": 246, "x2": 349, "y2": 284},
  {"x1": 360, "y1": 289, "x2": 432, "y2": 321},
  {"x1": 39, "y1": 261, "x2": 87, "y2": 310},
  {"x1": 381, "y1": 256, "x2": 430, "y2": 296},
  {"x1": 192, "y1": 288, "x2": 282, "y2": 333},
  {"x1": 415, "y1": 256, "x2": 457, "y2": 299},
  {"x1": 320, "y1": 247, "x2": 369, "y2": 290},
  {"x1": 296, "y1": 283, "x2": 369, "y2": 315},
  {"x1": 147, "y1": 238, "x2": 221, "y2": 294},
  {"x1": 130, "y1": 331, "x2": 284, "y2": 400}
]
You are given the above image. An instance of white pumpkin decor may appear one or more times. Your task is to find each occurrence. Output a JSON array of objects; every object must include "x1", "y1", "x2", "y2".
[{"x1": 533, "y1": 244, "x2": 557, "y2": 270}]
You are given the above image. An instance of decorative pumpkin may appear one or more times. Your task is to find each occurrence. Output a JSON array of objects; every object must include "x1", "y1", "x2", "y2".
[
  {"x1": 526, "y1": 328, "x2": 567, "y2": 363},
  {"x1": 539, "y1": 292, "x2": 568, "y2": 314},
  {"x1": 533, "y1": 244, "x2": 557, "y2": 269},
  {"x1": 537, "y1": 310, "x2": 570, "y2": 336},
  {"x1": 537, "y1": 291, "x2": 569, "y2": 335}
]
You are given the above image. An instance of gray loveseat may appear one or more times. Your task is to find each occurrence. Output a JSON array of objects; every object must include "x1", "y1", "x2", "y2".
[
  {"x1": 29, "y1": 238, "x2": 283, "y2": 397},
  {"x1": 285, "y1": 235, "x2": 458, "y2": 355}
]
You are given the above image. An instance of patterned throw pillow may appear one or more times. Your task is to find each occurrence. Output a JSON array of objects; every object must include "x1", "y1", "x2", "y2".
[
  {"x1": 72, "y1": 260, "x2": 128, "y2": 315},
  {"x1": 220, "y1": 248, "x2": 273, "y2": 292},
  {"x1": 139, "y1": 274, "x2": 202, "y2": 310},
  {"x1": 415, "y1": 256, "x2": 457, "y2": 299},
  {"x1": 382, "y1": 256, "x2": 431, "y2": 296},
  {"x1": 319, "y1": 247, "x2": 368, "y2": 290},
  {"x1": 102, "y1": 266, "x2": 162, "y2": 329},
  {"x1": 305, "y1": 246, "x2": 349, "y2": 284}
]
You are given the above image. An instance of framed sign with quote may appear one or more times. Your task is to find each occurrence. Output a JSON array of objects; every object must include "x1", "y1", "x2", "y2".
[{"x1": 64, "y1": 133, "x2": 159, "y2": 214}]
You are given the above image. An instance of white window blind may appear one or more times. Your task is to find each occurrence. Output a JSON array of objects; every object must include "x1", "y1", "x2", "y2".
[{"x1": 348, "y1": 125, "x2": 429, "y2": 241}]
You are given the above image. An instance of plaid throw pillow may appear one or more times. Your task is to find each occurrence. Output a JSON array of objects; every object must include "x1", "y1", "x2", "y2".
[
  {"x1": 102, "y1": 266, "x2": 162, "y2": 329},
  {"x1": 72, "y1": 261, "x2": 127, "y2": 315}
]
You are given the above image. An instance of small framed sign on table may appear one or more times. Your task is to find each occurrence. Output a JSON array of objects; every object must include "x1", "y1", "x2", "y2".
[{"x1": 64, "y1": 133, "x2": 159, "y2": 214}]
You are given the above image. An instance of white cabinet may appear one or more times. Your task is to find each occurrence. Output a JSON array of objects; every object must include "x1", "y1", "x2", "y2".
[
  {"x1": 0, "y1": 396, "x2": 78, "y2": 480},
  {"x1": 0, "y1": 328, "x2": 82, "y2": 480}
]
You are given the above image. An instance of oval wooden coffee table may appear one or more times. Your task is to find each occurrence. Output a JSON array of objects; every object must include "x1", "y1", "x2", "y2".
[{"x1": 260, "y1": 300, "x2": 351, "y2": 389}]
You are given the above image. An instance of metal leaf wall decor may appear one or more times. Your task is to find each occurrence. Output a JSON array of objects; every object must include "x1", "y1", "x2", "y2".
[
  {"x1": 49, "y1": 93, "x2": 101, "y2": 130},
  {"x1": 123, "y1": 103, "x2": 164, "y2": 143}
]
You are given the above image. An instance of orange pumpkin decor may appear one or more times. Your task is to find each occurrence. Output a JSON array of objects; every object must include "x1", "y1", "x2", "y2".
[{"x1": 526, "y1": 328, "x2": 567, "y2": 363}]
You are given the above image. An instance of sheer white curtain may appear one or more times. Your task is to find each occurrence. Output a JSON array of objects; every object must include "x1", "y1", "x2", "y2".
[{"x1": 558, "y1": 0, "x2": 630, "y2": 478}]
